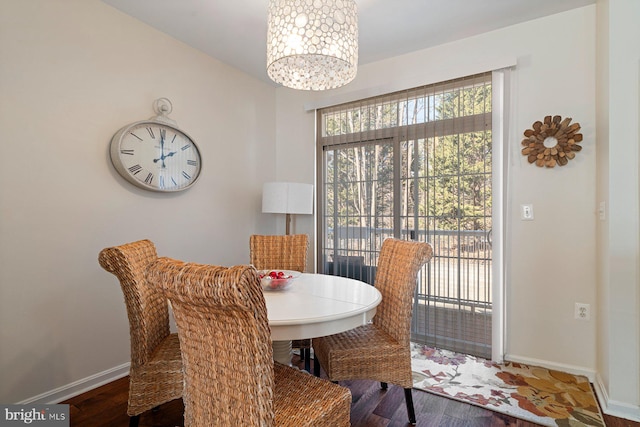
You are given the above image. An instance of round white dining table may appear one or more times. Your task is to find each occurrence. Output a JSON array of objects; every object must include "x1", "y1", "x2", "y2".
[{"x1": 263, "y1": 273, "x2": 382, "y2": 365}]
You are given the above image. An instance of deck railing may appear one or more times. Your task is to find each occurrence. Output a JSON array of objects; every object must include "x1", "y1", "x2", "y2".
[
  {"x1": 325, "y1": 227, "x2": 492, "y2": 307},
  {"x1": 323, "y1": 227, "x2": 493, "y2": 357}
]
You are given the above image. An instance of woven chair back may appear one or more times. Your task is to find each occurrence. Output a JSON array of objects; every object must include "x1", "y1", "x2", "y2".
[
  {"x1": 98, "y1": 239, "x2": 170, "y2": 368},
  {"x1": 146, "y1": 258, "x2": 275, "y2": 427},
  {"x1": 372, "y1": 238, "x2": 433, "y2": 348},
  {"x1": 250, "y1": 234, "x2": 308, "y2": 272}
]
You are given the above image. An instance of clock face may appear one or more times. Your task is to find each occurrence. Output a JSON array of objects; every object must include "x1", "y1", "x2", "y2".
[{"x1": 110, "y1": 121, "x2": 202, "y2": 192}]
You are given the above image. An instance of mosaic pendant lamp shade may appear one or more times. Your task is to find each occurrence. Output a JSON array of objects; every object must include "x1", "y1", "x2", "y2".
[{"x1": 267, "y1": 0, "x2": 358, "y2": 91}]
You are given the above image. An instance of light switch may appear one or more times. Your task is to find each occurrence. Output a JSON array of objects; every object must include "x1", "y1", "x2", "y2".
[{"x1": 521, "y1": 204, "x2": 534, "y2": 220}]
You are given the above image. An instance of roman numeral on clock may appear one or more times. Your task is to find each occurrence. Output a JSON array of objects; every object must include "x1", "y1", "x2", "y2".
[
  {"x1": 129, "y1": 132, "x2": 143, "y2": 141},
  {"x1": 182, "y1": 171, "x2": 191, "y2": 180},
  {"x1": 187, "y1": 160, "x2": 197, "y2": 166},
  {"x1": 120, "y1": 149, "x2": 134, "y2": 155},
  {"x1": 128, "y1": 164, "x2": 142, "y2": 175},
  {"x1": 146, "y1": 127, "x2": 155, "y2": 139},
  {"x1": 144, "y1": 173, "x2": 153, "y2": 184}
]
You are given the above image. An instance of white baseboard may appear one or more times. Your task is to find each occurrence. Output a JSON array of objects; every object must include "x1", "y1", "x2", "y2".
[
  {"x1": 594, "y1": 373, "x2": 640, "y2": 422},
  {"x1": 18, "y1": 363, "x2": 130, "y2": 405},
  {"x1": 504, "y1": 353, "x2": 596, "y2": 382}
]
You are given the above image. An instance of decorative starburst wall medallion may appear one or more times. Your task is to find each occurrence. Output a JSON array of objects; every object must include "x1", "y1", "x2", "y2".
[{"x1": 521, "y1": 115, "x2": 582, "y2": 167}]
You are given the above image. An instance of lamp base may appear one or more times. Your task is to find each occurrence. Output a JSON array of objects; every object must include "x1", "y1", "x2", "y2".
[{"x1": 285, "y1": 213, "x2": 291, "y2": 235}]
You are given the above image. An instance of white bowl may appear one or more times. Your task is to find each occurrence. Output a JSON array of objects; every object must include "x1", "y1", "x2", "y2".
[{"x1": 259, "y1": 270, "x2": 300, "y2": 291}]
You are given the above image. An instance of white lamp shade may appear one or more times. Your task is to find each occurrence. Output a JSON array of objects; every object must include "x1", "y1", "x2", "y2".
[{"x1": 262, "y1": 182, "x2": 314, "y2": 215}]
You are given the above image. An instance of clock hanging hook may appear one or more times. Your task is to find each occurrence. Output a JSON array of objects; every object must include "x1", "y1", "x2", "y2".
[{"x1": 150, "y1": 97, "x2": 177, "y2": 126}]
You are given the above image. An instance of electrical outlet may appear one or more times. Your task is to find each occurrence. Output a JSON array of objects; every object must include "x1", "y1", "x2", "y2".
[{"x1": 575, "y1": 303, "x2": 590, "y2": 320}]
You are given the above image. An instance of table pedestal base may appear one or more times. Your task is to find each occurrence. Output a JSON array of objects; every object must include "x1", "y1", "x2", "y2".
[{"x1": 272, "y1": 340, "x2": 292, "y2": 366}]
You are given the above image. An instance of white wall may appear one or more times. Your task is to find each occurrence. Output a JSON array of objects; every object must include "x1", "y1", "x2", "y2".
[
  {"x1": 0, "y1": 0, "x2": 277, "y2": 403},
  {"x1": 596, "y1": 0, "x2": 640, "y2": 419},
  {"x1": 276, "y1": 6, "x2": 598, "y2": 375}
]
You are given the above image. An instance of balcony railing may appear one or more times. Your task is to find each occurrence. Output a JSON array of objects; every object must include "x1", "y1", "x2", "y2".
[{"x1": 323, "y1": 227, "x2": 493, "y2": 357}]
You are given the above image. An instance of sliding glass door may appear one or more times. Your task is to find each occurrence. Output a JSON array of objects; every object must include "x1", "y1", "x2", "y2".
[{"x1": 317, "y1": 73, "x2": 493, "y2": 358}]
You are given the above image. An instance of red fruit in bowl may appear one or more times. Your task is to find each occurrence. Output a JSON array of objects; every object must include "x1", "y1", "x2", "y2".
[{"x1": 260, "y1": 271, "x2": 295, "y2": 291}]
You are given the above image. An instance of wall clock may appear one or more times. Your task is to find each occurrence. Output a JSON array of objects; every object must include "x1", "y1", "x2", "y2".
[{"x1": 109, "y1": 98, "x2": 202, "y2": 192}]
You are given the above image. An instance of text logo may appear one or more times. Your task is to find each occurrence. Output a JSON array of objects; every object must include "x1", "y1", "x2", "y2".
[{"x1": 1, "y1": 405, "x2": 69, "y2": 426}]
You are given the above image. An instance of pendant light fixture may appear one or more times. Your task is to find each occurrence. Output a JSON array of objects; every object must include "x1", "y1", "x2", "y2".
[{"x1": 266, "y1": 0, "x2": 358, "y2": 91}]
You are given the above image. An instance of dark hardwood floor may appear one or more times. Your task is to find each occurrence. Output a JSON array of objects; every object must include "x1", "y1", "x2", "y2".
[{"x1": 63, "y1": 355, "x2": 638, "y2": 427}]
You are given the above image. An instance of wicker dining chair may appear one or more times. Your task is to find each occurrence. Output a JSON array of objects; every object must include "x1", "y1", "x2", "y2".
[
  {"x1": 98, "y1": 240, "x2": 183, "y2": 427},
  {"x1": 249, "y1": 234, "x2": 312, "y2": 369},
  {"x1": 313, "y1": 238, "x2": 433, "y2": 425},
  {"x1": 146, "y1": 258, "x2": 351, "y2": 427},
  {"x1": 249, "y1": 234, "x2": 308, "y2": 273}
]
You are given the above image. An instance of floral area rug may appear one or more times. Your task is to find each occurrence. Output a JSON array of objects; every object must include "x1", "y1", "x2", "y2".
[{"x1": 411, "y1": 343, "x2": 605, "y2": 427}]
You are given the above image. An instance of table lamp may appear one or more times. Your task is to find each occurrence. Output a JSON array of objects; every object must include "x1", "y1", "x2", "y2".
[{"x1": 262, "y1": 182, "x2": 314, "y2": 235}]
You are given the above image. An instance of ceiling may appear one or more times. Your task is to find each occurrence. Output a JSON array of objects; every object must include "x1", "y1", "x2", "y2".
[{"x1": 101, "y1": 0, "x2": 594, "y2": 86}]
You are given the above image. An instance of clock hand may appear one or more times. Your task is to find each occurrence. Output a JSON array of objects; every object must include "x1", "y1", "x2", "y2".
[
  {"x1": 159, "y1": 130, "x2": 167, "y2": 168},
  {"x1": 152, "y1": 151, "x2": 177, "y2": 165}
]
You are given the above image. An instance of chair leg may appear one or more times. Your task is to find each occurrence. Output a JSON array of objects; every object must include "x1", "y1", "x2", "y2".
[
  {"x1": 380, "y1": 382, "x2": 388, "y2": 390},
  {"x1": 313, "y1": 356, "x2": 321, "y2": 377},
  {"x1": 404, "y1": 388, "x2": 417, "y2": 425},
  {"x1": 304, "y1": 350, "x2": 311, "y2": 372},
  {"x1": 129, "y1": 415, "x2": 140, "y2": 427}
]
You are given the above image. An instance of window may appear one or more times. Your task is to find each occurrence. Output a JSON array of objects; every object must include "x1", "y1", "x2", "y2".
[{"x1": 317, "y1": 73, "x2": 493, "y2": 358}]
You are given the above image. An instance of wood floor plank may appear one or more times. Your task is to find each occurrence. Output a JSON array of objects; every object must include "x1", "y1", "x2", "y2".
[{"x1": 371, "y1": 385, "x2": 405, "y2": 420}]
